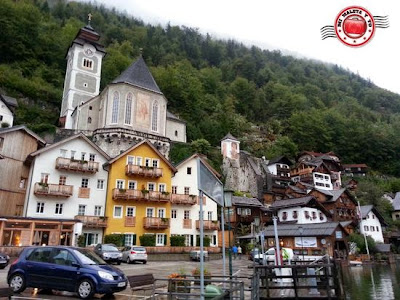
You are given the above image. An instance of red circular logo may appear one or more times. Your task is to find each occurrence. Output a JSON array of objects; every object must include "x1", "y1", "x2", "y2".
[{"x1": 335, "y1": 6, "x2": 375, "y2": 47}]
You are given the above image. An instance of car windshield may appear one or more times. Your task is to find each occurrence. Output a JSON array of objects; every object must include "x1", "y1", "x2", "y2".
[
  {"x1": 102, "y1": 245, "x2": 119, "y2": 251},
  {"x1": 73, "y1": 248, "x2": 106, "y2": 265}
]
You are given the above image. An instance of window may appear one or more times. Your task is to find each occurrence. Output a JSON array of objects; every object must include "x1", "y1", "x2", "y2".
[
  {"x1": 151, "y1": 101, "x2": 158, "y2": 131},
  {"x1": 370, "y1": 226, "x2": 375, "y2": 232},
  {"x1": 146, "y1": 208, "x2": 154, "y2": 218},
  {"x1": 89, "y1": 106, "x2": 92, "y2": 110},
  {"x1": 78, "y1": 205, "x2": 86, "y2": 216},
  {"x1": 89, "y1": 154, "x2": 95, "y2": 162},
  {"x1": 0, "y1": 137, "x2": 3, "y2": 151},
  {"x1": 184, "y1": 210, "x2": 190, "y2": 220},
  {"x1": 376, "y1": 226, "x2": 379, "y2": 232},
  {"x1": 41, "y1": 173, "x2": 49, "y2": 184},
  {"x1": 171, "y1": 210, "x2": 177, "y2": 219},
  {"x1": 125, "y1": 93, "x2": 133, "y2": 125},
  {"x1": 71, "y1": 151, "x2": 76, "y2": 160},
  {"x1": 97, "y1": 179, "x2": 105, "y2": 190},
  {"x1": 319, "y1": 212, "x2": 324, "y2": 221},
  {"x1": 127, "y1": 156, "x2": 135, "y2": 165},
  {"x1": 282, "y1": 211, "x2": 288, "y2": 220},
  {"x1": 124, "y1": 234, "x2": 136, "y2": 246},
  {"x1": 111, "y1": 92, "x2": 119, "y2": 124},
  {"x1": 94, "y1": 206, "x2": 102, "y2": 216},
  {"x1": 87, "y1": 117, "x2": 92, "y2": 124},
  {"x1": 36, "y1": 202, "x2": 44, "y2": 214},
  {"x1": 55, "y1": 203, "x2": 63, "y2": 215},
  {"x1": 126, "y1": 207, "x2": 135, "y2": 217},
  {"x1": 113, "y1": 206, "x2": 123, "y2": 218},
  {"x1": 304, "y1": 211, "x2": 310, "y2": 219},
  {"x1": 158, "y1": 208, "x2": 166, "y2": 218},
  {"x1": 136, "y1": 157, "x2": 142, "y2": 166},
  {"x1": 364, "y1": 225, "x2": 369, "y2": 231},
  {"x1": 0, "y1": 115, "x2": 3, "y2": 122},
  {"x1": 187, "y1": 167, "x2": 192, "y2": 175},
  {"x1": 175, "y1": 130, "x2": 178, "y2": 137},
  {"x1": 372, "y1": 214, "x2": 375, "y2": 219},
  {"x1": 156, "y1": 234, "x2": 165, "y2": 246},
  {"x1": 152, "y1": 159, "x2": 159, "y2": 168},
  {"x1": 84, "y1": 233, "x2": 99, "y2": 246},
  {"x1": 292, "y1": 211, "x2": 298, "y2": 219},
  {"x1": 184, "y1": 187, "x2": 190, "y2": 195},
  {"x1": 145, "y1": 158, "x2": 151, "y2": 167},
  {"x1": 60, "y1": 149, "x2": 67, "y2": 158},
  {"x1": 83, "y1": 58, "x2": 93, "y2": 69},
  {"x1": 81, "y1": 178, "x2": 89, "y2": 188},
  {"x1": 59, "y1": 176, "x2": 66, "y2": 186},
  {"x1": 148, "y1": 183, "x2": 155, "y2": 191},
  {"x1": 19, "y1": 177, "x2": 26, "y2": 189},
  {"x1": 128, "y1": 181, "x2": 137, "y2": 190},
  {"x1": 312, "y1": 211, "x2": 317, "y2": 219},
  {"x1": 116, "y1": 180, "x2": 125, "y2": 189},
  {"x1": 159, "y1": 184, "x2": 166, "y2": 193},
  {"x1": 172, "y1": 186, "x2": 177, "y2": 194},
  {"x1": 207, "y1": 211, "x2": 212, "y2": 220}
]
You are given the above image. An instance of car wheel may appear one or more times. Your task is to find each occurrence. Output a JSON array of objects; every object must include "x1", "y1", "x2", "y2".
[
  {"x1": 117, "y1": 261, "x2": 121, "y2": 265},
  {"x1": 126, "y1": 257, "x2": 131, "y2": 264},
  {"x1": 9, "y1": 273, "x2": 26, "y2": 293},
  {"x1": 77, "y1": 279, "x2": 94, "y2": 299},
  {"x1": 143, "y1": 261, "x2": 147, "y2": 264}
]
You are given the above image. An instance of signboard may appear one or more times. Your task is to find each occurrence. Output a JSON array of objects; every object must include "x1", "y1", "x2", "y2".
[
  {"x1": 295, "y1": 237, "x2": 317, "y2": 248},
  {"x1": 197, "y1": 157, "x2": 224, "y2": 206}
]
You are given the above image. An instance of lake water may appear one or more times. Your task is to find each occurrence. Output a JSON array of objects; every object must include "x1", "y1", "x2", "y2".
[{"x1": 342, "y1": 263, "x2": 400, "y2": 300}]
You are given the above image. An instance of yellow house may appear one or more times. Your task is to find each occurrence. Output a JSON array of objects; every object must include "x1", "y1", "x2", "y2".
[{"x1": 104, "y1": 140, "x2": 177, "y2": 246}]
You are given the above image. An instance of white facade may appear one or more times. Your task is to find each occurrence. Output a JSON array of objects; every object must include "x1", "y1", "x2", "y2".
[
  {"x1": 221, "y1": 138, "x2": 240, "y2": 160},
  {"x1": 171, "y1": 157, "x2": 219, "y2": 247},
  {"x1": 313, "y1": 172, "x2": 333, "y2": 190},
  {"x1": 0, "y1": 99, "x2": 14, "y2": 127},
  {"x1": 61, "y1": 42, "x2": 105, "y2": 129},
  {"x1": 277, "y1": 207, "x2": 328, "y2": 224},
  {"x1": 267, "y1": 163, "x2": 290, "y2": 176},
  {"x1": 166, "y1": 118, "x2": 187, "y2": 143},
  {"x1": 24, "y1": 136, "x2": 109, "y2": 246},
  {"x1": 360, "y1": 211, "x2": 384, "y2": 243}
]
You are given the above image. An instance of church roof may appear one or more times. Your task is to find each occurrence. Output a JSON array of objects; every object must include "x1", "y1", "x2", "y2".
[
  {"x1": 167, "y1": 111, "x2": 186, "y2": 124},
  {"x1": 71, "y1": 25, "x2": 106, "y2": 54},
  {"x1": 221, "y1": 133, "x2": 239, "y2": 142},
  {"x1": 112, "y1": 57, "x2": 162, "y2": 94}
]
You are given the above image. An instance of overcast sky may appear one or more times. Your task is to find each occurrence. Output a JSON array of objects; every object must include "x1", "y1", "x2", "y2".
[{"x1": 84, "y1": 0, "x2": 400, "y2": 95}]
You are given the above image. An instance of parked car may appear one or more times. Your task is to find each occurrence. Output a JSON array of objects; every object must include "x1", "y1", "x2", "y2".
[
  {"x1": 0, "y1": 252, "x2": 10, "y2": 269},
  {"x1": 94, "y1": 244, "x2": 123, "y2": 265},
  {"x1": 7, "y1": 246, "x2": 127, "y2": 299},
  {"x1": 122, "y1": 246, "x2": 147, "y2": 264},
  {"x1": 248, "y1": 248, "x2": 260, "y2": 261},
  {"x1": 254, "y1": 247, "x2": 296, "y2": 265},
  {"x1": 189, "y1": 250, "x2": 209, "y2": 261}
]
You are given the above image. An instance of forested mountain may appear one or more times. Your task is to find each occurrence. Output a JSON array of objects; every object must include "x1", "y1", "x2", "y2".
[{"x1": 2, "y1": 0, "x2": 400, "y2": 175}]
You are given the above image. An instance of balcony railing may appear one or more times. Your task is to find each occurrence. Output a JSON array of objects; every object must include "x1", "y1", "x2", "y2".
[
  {"x1": 143, "y1": 217, "x2": 170, "y2": 229},
  {"x1": 56, "y1": 157, "x2": 99, "y2": 173},
  {"x1": 183, "y1": 219, "x2": 192, "y2": 229},
  {"x1": 74, "y1": 215, "x2": 108, "y2": 228},
  {"x1": 170, "y1": 194, "x2": 197, "y2": 205},
  {"x1": 196, "y1": 220, "x2": 220, "y2": 231},
  {"x1": 125, "y1": 216, "x2": 136, "y2": 227},
  {"x1": 34, "y1": 183, "x2": 73, "y2": 198},
  {"x1": 125, "y1": 164, "x2": 163, "y2": 178},
  {"x1": 291, "y1": 167, "x2": 313, "y2": 177},
  {"x1": 112, "y1": 189, "x2": 170, "y2": 202}
]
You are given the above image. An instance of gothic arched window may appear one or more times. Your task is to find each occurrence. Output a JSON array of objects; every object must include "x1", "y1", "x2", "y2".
[
  {"x1": 111, "y1": 92, "x2": 119, "y2": 124},
  {"x1": 151, "y1": 101, "x2": 158, "y2": 132},
  {"x1": 125, "y1": 93, "x2": 133, "y2": 125},
  {"x1": 87, "y1": 117, "x2": 92, "y2": 124}
]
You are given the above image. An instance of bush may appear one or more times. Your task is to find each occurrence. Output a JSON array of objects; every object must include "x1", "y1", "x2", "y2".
[
  {"x1": 77, "y1": 234, "x2": 86, "y2": 247},
  {"x1": 170, "y1": 235, "x2": 185, "y2": 246},
  {"x1": 1, "y1": 122, "x2": 10, "y2": 128},
  {"x1": 196, "y1": 236, "x2": 211, "y2": 247},
  {"x1": 104, "y1": 234, "x2": 125, "y2": 247},
  {"x1": 140, "y1": 234, "x2": 156, "y2": 246}
]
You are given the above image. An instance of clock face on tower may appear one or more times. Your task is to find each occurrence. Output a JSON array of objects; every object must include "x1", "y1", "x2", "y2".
[{"x1": 84, "y1": 48, "x2": 94, "y2": 57}]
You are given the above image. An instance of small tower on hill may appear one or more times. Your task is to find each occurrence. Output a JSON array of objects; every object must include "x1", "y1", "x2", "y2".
[{"x1": 221, "y1": 133, "x2": 240, "y2": 160}]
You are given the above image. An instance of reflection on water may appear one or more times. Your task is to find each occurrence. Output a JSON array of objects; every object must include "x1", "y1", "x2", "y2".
[{"x1": 342, "y1": 262, "x2": 400, "y2": 300}]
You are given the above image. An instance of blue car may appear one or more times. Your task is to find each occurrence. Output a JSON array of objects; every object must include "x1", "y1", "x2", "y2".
[{"x1": 7, "y1": 246, "x2": 127, "y2": 299}]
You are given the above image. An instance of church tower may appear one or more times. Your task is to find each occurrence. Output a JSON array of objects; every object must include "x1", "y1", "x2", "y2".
[{"x1": 60, "y1": 17, "x2": 106, "y2": 129}]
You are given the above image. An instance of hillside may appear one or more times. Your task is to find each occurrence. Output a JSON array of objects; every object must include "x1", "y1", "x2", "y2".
[{"x1": 2, "y1": 0, "x2": 400, "y2": 175}]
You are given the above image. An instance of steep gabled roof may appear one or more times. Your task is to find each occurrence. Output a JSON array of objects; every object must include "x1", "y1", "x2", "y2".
[
  {"x1": 28, "y1": 132, "x2": 109, "y2": 160},
  {"x1": 360, "y1": 205, "x2": 387, "y2": 226},
  {"x1": 0, "y1": 125, "x2": 45, "y2": 145},
  {"x1": 112, "y1": 57, "x2": 162, "y2": 94},
  {"x1": 232, "y1": 196, "x2": 264, "y2": 208},
  {"x1": 167, "y1": 111, "x2": 186, "y2": 124},
  {"x1": 268, "y1": 156, "x2": 292, "y2": 166},
  {"x1": 0, "y1": 94, "x2": 18, "y2": 108},
  {"x1": 269, "y1": 196, "x2": 332, "y2": 217},
  {"x1": 175, "y1": 153, "x2": 221, "y2": 178},
  {"x1": 105, "y1": 139, "x2": 177, "y2": 173},
  {"x1": 313, "y1": 188, "x2": 357, "y2": 205},
  {"x1": 221, "y1": 133, "x2": 239, "y2": 142}
]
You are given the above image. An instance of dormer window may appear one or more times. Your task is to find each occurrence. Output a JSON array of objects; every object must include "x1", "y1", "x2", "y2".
[
  {"x1": 292, "y1": 211, "x2": 298, "y2": 219},
  {"x1": 83, "y1": 58, "x2": 93, "y2": 70},
  {"x1": 319, "y1": 212, "x2": 324, "y2": 221},
  {"x1": 282, "y1": 212, "x2": 288, "y2": 221},
  {"x1": 312, "y1": 211, "x2": 317, "y2": 219},
  {"x1": 304, "y1": 211, "x2": 310, "y2": 219}
]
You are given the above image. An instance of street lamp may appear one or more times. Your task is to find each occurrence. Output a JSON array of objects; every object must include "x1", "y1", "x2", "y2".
[
  {"x1": 224, "y1": 189, "x2": 233, "y2": 278},
  {"x1": 298, "y1": 226, "x2": 305, "y2": 262}
]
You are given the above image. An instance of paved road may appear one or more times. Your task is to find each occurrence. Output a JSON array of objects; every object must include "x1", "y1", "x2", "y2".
[{"x1": 0, "y1": 257, "x2": 255, "y2": 299}]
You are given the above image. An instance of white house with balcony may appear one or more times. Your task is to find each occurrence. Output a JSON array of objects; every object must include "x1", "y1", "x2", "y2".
[
  {"x1": 359, "y1": 205, "x2": 386, "y2": 243},
  {"x1": 269, "y1": 196, "x2": 331, "y2": 224},
  {"x1": 170, "y1": 154, "x2": 219, "y2": 247},
  {"x1": 313, "y1": 172, "x2": 333, "y2": 190},
  {"x1": 24, "y1": 133, "x2": 110, "y2": 246}
]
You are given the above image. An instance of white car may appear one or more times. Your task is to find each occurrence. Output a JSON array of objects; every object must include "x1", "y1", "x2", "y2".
[
  {"x1": 254, "y1": 247, "x2": 296, "y2": 264},
  {"x1": 122, "y1": 246, "x2": 148, "y2": 264}
]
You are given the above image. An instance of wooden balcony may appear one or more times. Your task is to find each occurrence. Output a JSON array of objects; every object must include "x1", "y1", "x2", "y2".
[
  {"x1": 196, "y1": 220, "x2": 220, "y2": 231},
  {"x1": 291, "y1": 167, "x2": 313, "y2": 177},
  {"x1": 170, "y1": 194, "x2": 197, "y2": 205},
  {"x1": 74, "y1": 215, "x2": 108, "y2": 228},
  {"x1": 112, "y1": 189, "x2": 170, "y2": 202},
  {"x1": 143, "y1": 217, "x2": 170, "y2": 229},
  {"x1": 125, "y1": 216, "x2": 136, "y2": 227},
  {"x1": 34, "y1": 183, "x2": 73, "y2": 198},
  {"x1": 125, "y1": 164, "x2": 163, "y2": 178},
  {"x1": 56, "y1": 157, "x2": 99, "y2": 173},
  {"x1": 78, "y1": 187, "x2": 90, "y2": 198},
  {"x1": 183, "y1": 219, "x2": 192, "y2": 229}
]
